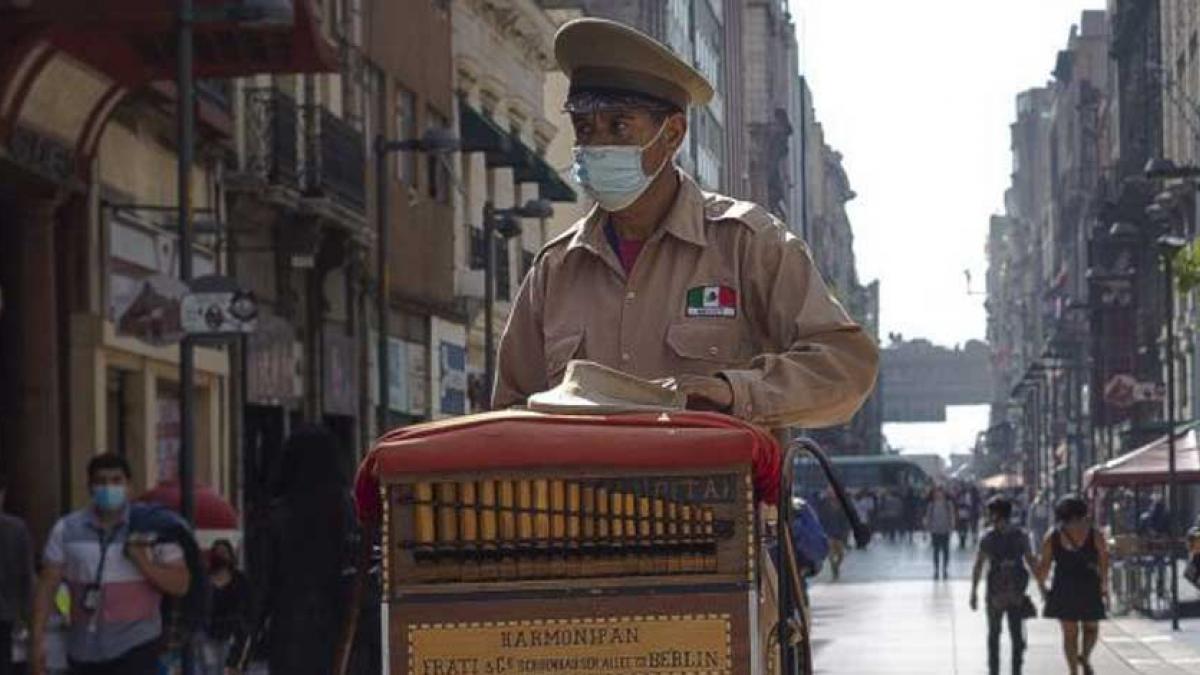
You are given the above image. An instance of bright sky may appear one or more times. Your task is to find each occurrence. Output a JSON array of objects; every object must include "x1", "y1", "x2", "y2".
[{"x1": 791, "y1": 0, "x2": 1107, "y2": 347}]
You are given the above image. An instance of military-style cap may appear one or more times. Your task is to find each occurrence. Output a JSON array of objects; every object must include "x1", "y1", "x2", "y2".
[{"x1": 554, "y1": 18, "x2": 714, "y2": 112}]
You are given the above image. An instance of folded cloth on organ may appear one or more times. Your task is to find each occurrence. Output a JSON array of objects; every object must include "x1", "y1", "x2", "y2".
[
  {"x1": 354, "y1": 409, "x2": 783, "y2": 524},
  {"x1": 527, "y1": 360, "x2": 685, "y2": 414}
]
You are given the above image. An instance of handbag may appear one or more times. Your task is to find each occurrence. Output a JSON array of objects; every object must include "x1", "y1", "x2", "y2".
[{"x1": 1185, "y1": 553, "x2": 1200, "y2": 590}]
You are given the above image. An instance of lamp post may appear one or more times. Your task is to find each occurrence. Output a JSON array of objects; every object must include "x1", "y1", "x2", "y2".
[
  {"x1": 373, "y1": 129, "x2": 458, "y2": 433},
  {"x1": 1157, "y1": 233, "x2": 1186, "y2": 631},
  {"x1": 481, "y1": 199, "x2": 553, "y2": 407}
]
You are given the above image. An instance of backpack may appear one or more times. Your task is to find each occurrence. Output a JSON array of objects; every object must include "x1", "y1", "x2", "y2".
[
  {"x1": 986, "y1": 529, "x2": 1030, "y2": 608},
  {"x1": 127, "y1": 502, "x2": 212, "y2": 635},
  {"x1": 788, "y1": 498, "x2": 831, "y2": 576}
]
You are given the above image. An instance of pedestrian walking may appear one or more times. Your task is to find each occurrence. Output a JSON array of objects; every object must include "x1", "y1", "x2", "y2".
[
  {"x1": 903, "y1": 488, "x2": 923, "y2": 543},
  {"x1": 925, "y1": 485, "x2": 956, "y2": 580},
  {"x1": 28, "y1": 454, "x2": 191, "y2": 675},
  {"x1": 1035, "y1": 494, "x2": 1109, "y2": 675},
  {"x1": 955, "y1": 487, "x2": 973, "y2": 549},
  {"x1": 853, "y1": 490, "x2": 874, "y2": 531},
  {"x1": 199, "y1": 540, "x2": 250, "y2": 675},
  {"x1": 970, "y1": 497, "x2": 1041, "y2": 675},
  {"x1": 816, "y1": 490, "x2": 849, "y2": 580},
  {"x1": 242, "y1": 426, "x2": 355, "y2": 675},
  {"x1": 1026, "y1": 491, "x2": 1051, "y2": 552},
  {"x1": 0, "y1": 474, "x2": 35, "y2": 675}
]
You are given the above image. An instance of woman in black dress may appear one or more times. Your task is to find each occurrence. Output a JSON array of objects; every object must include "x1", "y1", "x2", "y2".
[{"x1": 1035, "y1": 495, "x2": 1110, "y2": 675}]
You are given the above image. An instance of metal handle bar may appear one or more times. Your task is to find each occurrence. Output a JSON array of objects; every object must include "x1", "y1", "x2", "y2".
[{"x1": 789, "y1": 437, "x2": 872, "y2": 549}]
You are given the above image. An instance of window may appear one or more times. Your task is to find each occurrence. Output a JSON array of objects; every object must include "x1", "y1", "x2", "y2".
[
  {"x1": 522, "y1": 251, "x2": 535, "y2": 279},
  {"x1": 426, "y1": 107, "x2": 450, "y2": 203},
  {"x1": 394, "y1": 87, "x2": 416, "y2": 185},
  {"x1": 495, "y1": 238, "x2": 511, "y2": 302},
  {"x1": 469, "y1": 226, "x2": 486, "y2": 270}
]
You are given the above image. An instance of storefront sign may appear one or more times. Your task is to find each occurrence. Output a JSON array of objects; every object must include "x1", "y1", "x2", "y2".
[
  {"x1": 180, "y1": 276, "x2": 258, "y2": 336},
  {"x1": 430, "y1": 317, "x2": 466, "y2": 418},
  {"x1": 247, "y1": 313, "x2": 300, "y2": 405},
  {"x1": 156, "y1": 388, "x2": 180, "y2": 483},
  {"x1": 407, "y1": 614, "x2": 731, "y2": 675},
  {"x1": 439, "y1": 342, "x2": 467, "y2": 416},
  {"x1": 323, "y1": 330, "x2": 359, "y2": 417}
]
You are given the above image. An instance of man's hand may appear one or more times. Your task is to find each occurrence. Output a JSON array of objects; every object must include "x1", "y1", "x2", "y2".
[
  {"x1": 658, "y1": 375, "x2": 734, "y2": 412},
  {"x1": 125, "y1": 539, "x2": 155, "y2": 572}
]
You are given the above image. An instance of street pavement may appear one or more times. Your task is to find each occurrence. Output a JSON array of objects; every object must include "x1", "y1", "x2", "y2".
[{"x1": 807, "y1": 534, "x2": 1200, "y2": 674}]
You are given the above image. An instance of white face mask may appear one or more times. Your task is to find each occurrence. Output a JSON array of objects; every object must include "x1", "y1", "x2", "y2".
[{"x1": 571, "y1": 122, "x2": 671, "y2": 212}]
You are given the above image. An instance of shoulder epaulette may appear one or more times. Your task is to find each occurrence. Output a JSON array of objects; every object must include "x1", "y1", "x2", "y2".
[{"x1": 702, "y1": 192, "x2": 776, "y2": 233}]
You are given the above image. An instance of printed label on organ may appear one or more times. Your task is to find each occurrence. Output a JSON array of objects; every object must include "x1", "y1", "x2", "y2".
[{"x1": 408, "y1": 614, "x2": 731, "y2": 675}]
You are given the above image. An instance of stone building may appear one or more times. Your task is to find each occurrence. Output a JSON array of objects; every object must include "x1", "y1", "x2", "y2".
[
  {"x1": 0, "y1": 1, "x2": 336, "y2": 542},
  {"x1": 743, "y1": 0, "x2": 797, "y2": 218},
  {"x1": 451, "y1": 0, "x2": 577, "y2": 411}
]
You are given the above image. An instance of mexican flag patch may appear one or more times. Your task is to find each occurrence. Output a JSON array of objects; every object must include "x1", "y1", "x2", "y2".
[{"x1": 686, "y1": 285, "x2": 737, "y2": 317}]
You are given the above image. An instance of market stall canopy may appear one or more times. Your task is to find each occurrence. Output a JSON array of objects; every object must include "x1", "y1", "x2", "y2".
[
  {"x1": 1085, "y1": 428, "x2": 1200, "y2": 489},
  {"x1": 980, "y1": 473, "x2": 1023, "y2": 489}
]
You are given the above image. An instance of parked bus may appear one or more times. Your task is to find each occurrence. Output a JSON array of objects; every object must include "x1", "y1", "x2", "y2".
[{"x1": 794, "y1": 455, "x2": 934, "y2": 497}]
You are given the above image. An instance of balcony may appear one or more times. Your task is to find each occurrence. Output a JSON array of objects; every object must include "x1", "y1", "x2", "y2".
[
  {"x1": 243, "y1": 87, "x2": 299, "y2": 189},
  {"x1": 303, "y1": 106, "x2": 366, "y2": 212}
]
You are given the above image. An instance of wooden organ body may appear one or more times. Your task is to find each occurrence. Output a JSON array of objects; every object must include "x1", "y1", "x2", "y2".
[{"x1": 358, "y1": 411, "x2": 781, "y2": 675}]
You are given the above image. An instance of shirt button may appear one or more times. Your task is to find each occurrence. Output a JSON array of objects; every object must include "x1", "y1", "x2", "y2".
[
  {"x1": 708, "y1": 346, "x2": 719, "y2": 357},
  {"x1": 625, "y1": 291, "x2": 636, "y2": 302},
  {"x1": 621, "y1": 352, "x2": 631, "y2": 362}
]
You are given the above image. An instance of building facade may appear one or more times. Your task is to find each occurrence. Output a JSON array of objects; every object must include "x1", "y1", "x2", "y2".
[
  {"x1": 452, "y1": 0, "x2": 576, "y2": 412},
  {"x1": 0, "y1": 1, "x2": 336, "y2": 543}
]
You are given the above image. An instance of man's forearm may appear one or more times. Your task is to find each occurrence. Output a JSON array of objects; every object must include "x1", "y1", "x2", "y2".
[{"x1": 30, "y1": 572, "x2": 57, "y2": 648}]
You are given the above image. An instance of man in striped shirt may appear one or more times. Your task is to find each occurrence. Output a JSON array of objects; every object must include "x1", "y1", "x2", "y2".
[{"x1": 29, "y1": 454, "x2": 190, "y2": 675}]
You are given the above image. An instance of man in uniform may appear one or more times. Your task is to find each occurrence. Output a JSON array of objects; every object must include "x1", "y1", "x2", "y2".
[
  {"x1": 494, "y1": 17, "x2": 878, "y2": 431},
  {"x1": 492, "y1": 17, "x2": 880, "y2": 667}
]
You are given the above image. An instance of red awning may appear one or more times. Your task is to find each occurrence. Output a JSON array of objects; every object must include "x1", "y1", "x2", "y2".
[
  {"x1": 138, "y1": 481, "x2": 239, "y2": 530},
  {"x1": 354, "y1": 410, "x2": 783, "y2": 524},
  {"x1": 1084, "y1": 428, "x2": 1200, "y2": 488},
  {"x1": 2, "y1": 0, "x2": 336, "y2": 83}
]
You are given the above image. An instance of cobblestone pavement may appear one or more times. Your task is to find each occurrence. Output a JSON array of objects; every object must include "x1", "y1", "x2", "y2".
[{"x1": 806, "y1": 534, "x2": 1200, "y2": 674}]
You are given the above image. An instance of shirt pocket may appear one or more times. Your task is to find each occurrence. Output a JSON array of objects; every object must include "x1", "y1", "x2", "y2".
[
  {"x1": 544, "y1": 330, "x2": 584, "y2": 383},
  {"x1": 665, "y1": 322, "x2": 745, "y2": 368}
]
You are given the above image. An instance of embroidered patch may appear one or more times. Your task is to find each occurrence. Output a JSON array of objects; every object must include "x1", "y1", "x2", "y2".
[{"x1": 685, "y1": 285, "x2": 737, "y2": 317}]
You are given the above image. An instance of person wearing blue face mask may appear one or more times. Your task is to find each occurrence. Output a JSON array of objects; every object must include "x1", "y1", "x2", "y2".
[
  {"x1": 493, "y1": 18, "x2": 880, "y2": 673},
  {"x1": 495, "y1": 17, "x2": 878, "y2": 435},
  {"x1": 28, "y1": 454, "x2": 190, "y2": 675}
]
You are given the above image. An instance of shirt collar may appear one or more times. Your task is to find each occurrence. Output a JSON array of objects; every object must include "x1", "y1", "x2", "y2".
[
  {"x1": 87, "y1": 503, "x2": 130, "y2": 531},
  {"x1": 567, "y1": 168, "x2": 709, "y2": 256}
]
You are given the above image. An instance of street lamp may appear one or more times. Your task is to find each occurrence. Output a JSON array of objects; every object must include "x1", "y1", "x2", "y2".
[
  {"x1": 374, "y1": 128, "x2": 459, "y2": 433},
  {"x1": 1157, "y1": 232, "x2": 1187, "y2": 631},
  {"x1": 481, "y1": 199, "x2": 554, "y2": 408}
]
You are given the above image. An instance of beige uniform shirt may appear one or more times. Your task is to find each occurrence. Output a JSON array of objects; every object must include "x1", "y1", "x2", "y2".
[{"x1": 493, "y1": 171, "x2": 879, "y2": 430}]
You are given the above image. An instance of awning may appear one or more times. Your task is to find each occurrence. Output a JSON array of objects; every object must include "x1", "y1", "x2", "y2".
[
  {"x1": 1084, "y1": 426, "x2": 1200, "y2": 488},
  {"x1": 138, "y1": 481, "x2": 239, "y2": 530},
  {"x1": 980, "y1": 473, "x2": 1023, "y2": 489},
  {"x1": 512, "y1": 139, "x2": 577, "y2": 203},
  {"x1": 0, "y1": 0, "x2": 336, "y2": 182},
  {"x1": 2, "y1": 1, "x2": 337, "y2": 82},
  {"x1": 458, "y1": 102, "x2": 516, "y2": 167}
]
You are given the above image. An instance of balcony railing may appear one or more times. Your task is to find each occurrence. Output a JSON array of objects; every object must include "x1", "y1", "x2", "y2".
[
  {"x1": 244, "y1": 87, "x2": 299, "y2": 189},
  {"x1": 304, "y1": 106, "x2": 366, "y2": 211}
]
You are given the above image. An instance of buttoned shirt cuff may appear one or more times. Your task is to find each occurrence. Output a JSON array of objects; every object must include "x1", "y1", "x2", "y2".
[{"x1": 716, "y1": 370, "x2": 757, "y2": 422}]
